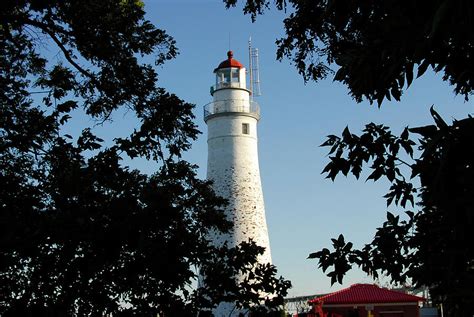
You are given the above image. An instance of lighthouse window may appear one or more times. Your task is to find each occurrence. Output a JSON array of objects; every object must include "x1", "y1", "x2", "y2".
[
  {"x1": 231, "y1": 69, "x2": 240, "y2": 82},
  {"x1": 242, "y1": 123, "x2": 249, "y2": 134},
  {"x1": 223, "y1": 70, "x2": 231, "y2": 83},
  {"x1": 216, "y1": 69, "x2": 231, "y2": 86}
]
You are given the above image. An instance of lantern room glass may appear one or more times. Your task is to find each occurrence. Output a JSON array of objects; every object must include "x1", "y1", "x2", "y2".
[{"x1": 216, "y1": 68, "x2": 240, "y2": 88}]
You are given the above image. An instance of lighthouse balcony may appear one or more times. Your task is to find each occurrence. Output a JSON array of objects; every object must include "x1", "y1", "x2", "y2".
[{"x1": 204, "y1": 99, "x2": 260, "y2": 121}]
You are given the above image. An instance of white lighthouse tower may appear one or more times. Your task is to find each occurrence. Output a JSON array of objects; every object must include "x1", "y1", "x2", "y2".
[{"x1": 203, "y1": 50, "x2": 272, "y2": 315}]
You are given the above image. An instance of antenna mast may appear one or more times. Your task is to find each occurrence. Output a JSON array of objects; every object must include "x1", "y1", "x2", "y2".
[{"x1": 248, "y1": 37, "x2": 262, "y2": 99}]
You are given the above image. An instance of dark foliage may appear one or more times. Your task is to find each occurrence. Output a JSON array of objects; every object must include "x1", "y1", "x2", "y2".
[
  {"x1": 225, "y1": 1, "x2": 473, "y2": 316},
  {"x1": 226, "y1": 0, "x2": 474, "y2": 105},
  {"x1": 0, "y1": 0, "x2": 290, "y2": 315},
  {"x1": 310, "y1": 109, "x2": 474, "y2": 315}
]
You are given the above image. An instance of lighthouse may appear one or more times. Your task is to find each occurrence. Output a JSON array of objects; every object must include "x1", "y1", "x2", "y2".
[{"x1": 203, "y1": 50, "x2": 272, "y2": 315}]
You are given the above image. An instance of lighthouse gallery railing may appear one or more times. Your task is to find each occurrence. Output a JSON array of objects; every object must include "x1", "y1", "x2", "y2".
[{"x1": 204, "y1": 99, "x2": 260, "y2": 121}]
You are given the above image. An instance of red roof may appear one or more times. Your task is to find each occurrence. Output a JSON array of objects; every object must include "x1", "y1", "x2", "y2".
[
  {"x1": 214, "y1": 51, "x2": 243, "y2": 71},
  {"x1": 309, "y1": 284, "x2": 424, "y2": 305}
]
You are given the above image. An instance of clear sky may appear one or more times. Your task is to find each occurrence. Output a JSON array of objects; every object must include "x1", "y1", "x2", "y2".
[{"x1": 128, "y1": 0, "x2": 473, "y2": 297}]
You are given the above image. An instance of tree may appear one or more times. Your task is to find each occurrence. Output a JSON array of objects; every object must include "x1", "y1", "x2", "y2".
[
  {"x1": 225, "y1": 0, "x2": 474, "y2": 316},
  {"x1": 225, "y1": 0, "x2": 474, "y2": 105},
  {"x1": 0, "y1": 0, "x2": 290, "y2": 315},
  {"x1": 310, "y1": 110, "x2": 473, "y2": 316}
]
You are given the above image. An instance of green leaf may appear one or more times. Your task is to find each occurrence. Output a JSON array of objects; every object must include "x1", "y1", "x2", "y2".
[
  {"x1": 391, "y1": 87, "x2": 401, "y2": 101},
  {"x1": 406, "y1": 62, "x2": 414, "y2": 87},
  {"x1": 342, "y1": 126, "x2": 351, "y2": 142},
  {"x1": 59, "y1": 114, "x2": 71, "y2": 125},
  {"x1": 367, "y1": 168, "x2": 383, "y2": 181},
  {"x1": 430, "y1": 106, "x2": 448, "y2": 129},
  {"x1": 336, "y1": 234, "x2": 345, "y2": 246},
  {"x1": 400, "y1": 127, "x2": 409, "y2": 140},
  {"x1": 417, "y1": 60, "x2": 430, "y2": 78},
  {"x1": 387, "y1": 212, "x2": 395, "y2": 223},
  {"x1": 409, "y1": 125, "x2": 437, "y2": 137},
  {"x1": 334, "y1": 67, "x2": 345, "y2": 81},
  {"x1": 57, "y1": 100, "x2": 78, "y2": 113},
  {"x1": 343, "y1": 242, "x2": 353, "y2": 252}
]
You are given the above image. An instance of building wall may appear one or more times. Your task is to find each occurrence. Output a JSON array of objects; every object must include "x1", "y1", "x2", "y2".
[
  {"x1": 317, "y1": 303, "x2": 420, "y2": 317},
  {"x1": 206, "y1": 113, "x2": 272, "y2": 264}
]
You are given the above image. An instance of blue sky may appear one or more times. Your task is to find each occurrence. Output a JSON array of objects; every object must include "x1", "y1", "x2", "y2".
[{"x1": 133, "y1": 1, "x2": 473, "y2": 297}]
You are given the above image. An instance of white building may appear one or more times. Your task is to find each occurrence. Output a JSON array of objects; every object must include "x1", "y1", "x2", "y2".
[{"x1": 203, "y1": 51, "x2": 272, "y2": 316}]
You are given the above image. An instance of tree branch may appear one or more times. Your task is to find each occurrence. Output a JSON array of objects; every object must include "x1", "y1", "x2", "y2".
[
  {"x1": 395, "y1": 157, "x2": 412, "y2": 168},
  {"x1": 23, "y1": 18, "x2": 96, "y2": 83}
]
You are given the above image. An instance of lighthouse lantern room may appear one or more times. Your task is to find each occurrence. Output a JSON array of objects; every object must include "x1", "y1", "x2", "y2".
[{"x1": 213, "y1": 50, "x2": 246, "y2": 91}]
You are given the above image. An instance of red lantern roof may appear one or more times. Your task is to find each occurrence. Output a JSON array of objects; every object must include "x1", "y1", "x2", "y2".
[
  {"x1": 308, "y1": 284, "x2": 425, "y2": 305},
  {"x1": 214, "y1": 51, "x2": 243, "y2": 71}
]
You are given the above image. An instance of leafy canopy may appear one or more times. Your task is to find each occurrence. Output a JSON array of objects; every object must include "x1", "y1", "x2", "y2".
[
  {"x1": 1, "y1": 0, "x2": 290, "y2": 315},
  {"x1": 225, "y1": 0, "x2": 474, "y2": 105},
  {"x1": 225, "y1": 1, "x2": 474, "y2": 316},
  {"x1": 310, "y1": 109, "x2": 474, "y2": 317}
]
